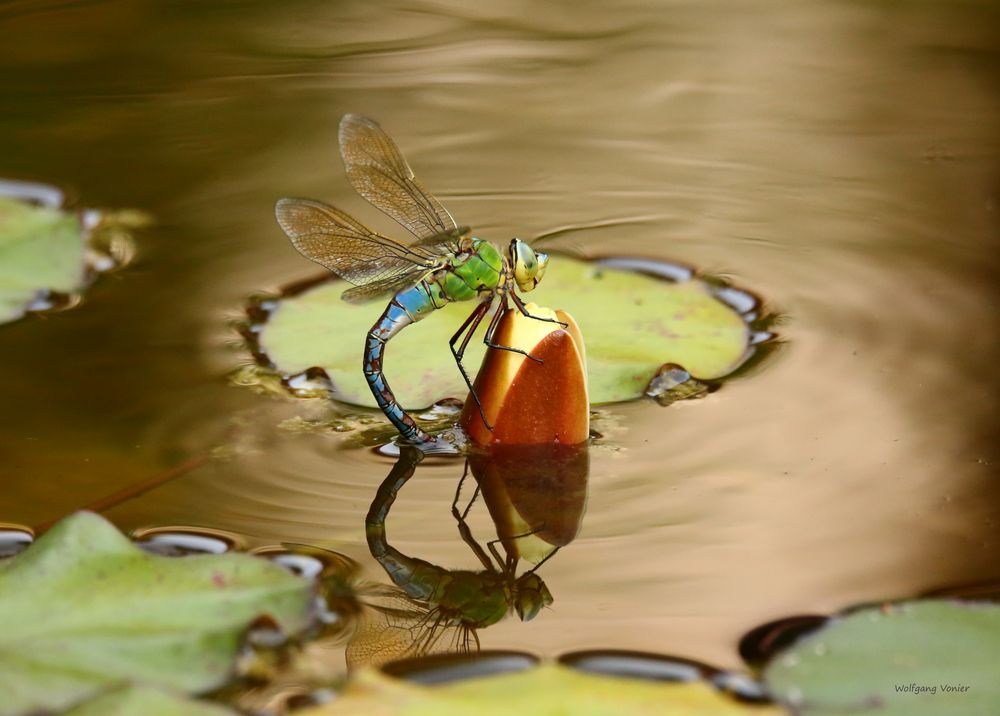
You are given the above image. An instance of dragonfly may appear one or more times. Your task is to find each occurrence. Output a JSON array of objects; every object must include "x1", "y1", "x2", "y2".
[
  {"x1": 341, "y1": 446, "x2": 554, "y2": 668},
  {"x1": 275, "y1": 114, "x2": 557, "y2": 444}
]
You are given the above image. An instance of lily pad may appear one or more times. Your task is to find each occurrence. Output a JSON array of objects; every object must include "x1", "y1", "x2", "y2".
[
  {"x1": 763, "y1": 600, "x2": 1000, "y2": 716},
  {"x1": 254, "y1": 256, "x2": 756, "y2": 409},
  {"x1": 0, "y1": 512, "x2": 315, "y2": 716},
  {"x1": 0, "y1": 196, "x2": 86, "y2": 325},
  {"x1": 0, "y1": 185, "x2": 142, "y2": 327},
  {"x1": 62, "y1": 685, "x2": 237, "y2": 716},
  {"x1": 298, "y1": 663, "x2": 783, "y2": 716}
]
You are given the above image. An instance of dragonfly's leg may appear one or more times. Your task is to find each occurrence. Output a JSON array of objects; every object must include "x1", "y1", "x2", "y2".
[
  {"x1": 487, "y1": 538, "x2": 506, "y2": 572},
  {"x1": 450, "y1": 462, "x2": 480, "y2": 521},
  {"x1": 450, "y1": 461, "x2": 470, "y2": 516},
  {"x1": 493, "y1": 525, "x2": 546, "y2": 541},
  {"x1": 450, "y1": 465, "x2": 494, "y2": 570},
  {"x1": 487, "y1": 524, "x2": 546, "y2": 568},
  {"x1": 510, "y1": 291, "x2": 568, "y2": 328},
  {"x1": 461, "y1": 525, "x2": 494, "y2": 572},
  {"x1": 526, "y1": 547, "x2": 560, "y2": 574},
  {"x1": 449, "y1": 301, "x2": 493, "y2": 431},
  {"x1": 465, "y1": 484, "x2": 481, "y2": 520},
  {"x1": 451, "y1": 485, "x2": 495, "y2": 572},
  {"x1": 483, "y1": 297, "x2": 543, "y2": 364}
]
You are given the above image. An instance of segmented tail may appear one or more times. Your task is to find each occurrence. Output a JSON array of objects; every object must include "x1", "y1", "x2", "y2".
[{"x1": 363, "y1": 303, "x2": 434, "y2": 444}]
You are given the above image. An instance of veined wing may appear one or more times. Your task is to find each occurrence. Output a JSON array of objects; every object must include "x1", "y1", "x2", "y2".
[
  {"x1": 275, "y1": 198, "x2": 441, "y2": 288},
  {"x1": 345, "y1": 586, "x2": 476, "y2": 670},
  {"x1": 411, "y1": 225, "x2": 472, "y2": 258},
  {"x1": 339, "y1": 114, "x2": 459, "y2": 242},
  {"x1": 341, "y1": 266, "x2": 429, "y2": 305}
]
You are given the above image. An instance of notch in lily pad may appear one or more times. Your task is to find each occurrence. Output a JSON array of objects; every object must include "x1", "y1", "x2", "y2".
[
  {"x1": 0, "y1": 179, "x2": 146, "y2": 327},
  {"x1": 239, "y1": 254, "x2": 777, "y2": 416}
]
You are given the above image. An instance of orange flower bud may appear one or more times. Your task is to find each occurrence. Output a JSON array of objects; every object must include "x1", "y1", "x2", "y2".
[{"x1": 460, "y1": 305, "x2": 589, "y2": 448}]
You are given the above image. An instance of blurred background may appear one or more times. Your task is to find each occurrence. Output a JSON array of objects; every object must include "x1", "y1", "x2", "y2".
[{"x1": 0, "y1": 0, "x2": 998, "y2": 670}]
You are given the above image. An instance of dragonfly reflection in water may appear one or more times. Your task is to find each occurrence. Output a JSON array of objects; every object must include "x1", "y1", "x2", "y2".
[
  {"x1": 337, "y1": 446, "x2": 561, "y2": 668},
  {"x1": 275, "y1": 114, "x2": 560, "y2": 445}
]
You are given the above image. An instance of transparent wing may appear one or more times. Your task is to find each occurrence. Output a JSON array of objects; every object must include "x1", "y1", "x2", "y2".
[
  {"x1": 341, "y1": 266, "x2": 430, "y2": 304},
  {"x1": 411, "y1": 226, "x2": 472, "y2": 258},
  {"x1": 345, "y1": 586, "x2": 475, "y2": 671},
  {"x1": 337, "y1": 229, "x2": 477, "y2": 303},
  {"x1": 339, "y1": 114, "x2": 459, "y2": 241},
  {"x1": 275, "y1": 197, "x2": 440, "y2": 287}
]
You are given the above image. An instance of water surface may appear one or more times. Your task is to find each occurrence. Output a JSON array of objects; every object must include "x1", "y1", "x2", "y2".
[{"x1": 1, "y1": 0, "x2": 998, "y2": 671}]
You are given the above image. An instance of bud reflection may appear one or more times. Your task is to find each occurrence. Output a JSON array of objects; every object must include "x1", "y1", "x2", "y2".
[{"x1": 468, "y1": 443, "x2": 588, "y2": 575}]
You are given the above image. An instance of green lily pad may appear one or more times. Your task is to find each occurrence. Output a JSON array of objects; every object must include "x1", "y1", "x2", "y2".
[
  {"x1": 763, "y1": 600, "x2": 1000, "y2": 716},
  {"x1": 0, "y1": 196, "x2": 86, "y2": 325},
  {"x1": 0, "y1": 190, "x2": 143, "y2": 327},
  {"x1": 63, "y1": 686, "x2": 236, "y2": 716},
  {"x1": 298, "y1": 664, "x2": 783, "y2": 716},
  {"x1": 255, "y1": 256, "x2": 755, "y2": 409},
  {"x1": 0, "y1": 512, "x2": 315, "y2": 716}
]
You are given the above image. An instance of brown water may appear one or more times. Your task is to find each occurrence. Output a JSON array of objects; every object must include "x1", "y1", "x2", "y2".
[{"x1": 1, "y1": 0, "x2": 998, "y2": 674}]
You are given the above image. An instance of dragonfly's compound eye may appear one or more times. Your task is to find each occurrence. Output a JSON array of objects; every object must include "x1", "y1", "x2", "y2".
[
  {"x1": 534, "y1": 251, "x2": 549, "y2": 282},
  {"x1": 513, "y1": 573, "x2": 554, "y2": 621},
  {"x1": 512, "y1": 239, "x2": 545, "y2": 291}
]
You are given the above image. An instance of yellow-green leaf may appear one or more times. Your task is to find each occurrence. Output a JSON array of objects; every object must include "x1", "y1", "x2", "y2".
[
  {"x1": 298, "y1": 664, "x2": 782, "y2": 716},
  {"x1": 763, "y1": 600, "x2": 1000, "y2": 716},
  {"x1": 257, "y1": 257, "x2": 752, "y2": 409},
  {"x1": 62, "y1": 686, "x2": 237, "y2": 716},
  {"x1": 0, "y1": 196, "x2": 86, "y2": 325},
  {"x1": 0, "y1": 512, "x2": 315, "y2": 716}
]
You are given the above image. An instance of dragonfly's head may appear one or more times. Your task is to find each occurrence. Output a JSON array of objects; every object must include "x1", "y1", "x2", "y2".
[
  {"x1": 509, "y1": 239, "x2": 549, "y2": 292},
  {"x1": 511, "y1": 571, "x2": 554, "y2": 621}
]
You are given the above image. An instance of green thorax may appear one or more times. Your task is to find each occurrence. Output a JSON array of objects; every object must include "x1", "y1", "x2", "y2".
[
  {"x1": 436, "y1": 239, "x2": 504, "y2": 302},
  {"x1": 383, "y1": 557, "x2": 510, "y2": 628},
  {"x1": 435, "y1": 570, "x2": 510, "y2": 628}
]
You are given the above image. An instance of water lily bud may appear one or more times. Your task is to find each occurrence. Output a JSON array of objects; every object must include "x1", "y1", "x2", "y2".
[{"x1": 460, "y1": 304, "x2": 588, "y2": 447}]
